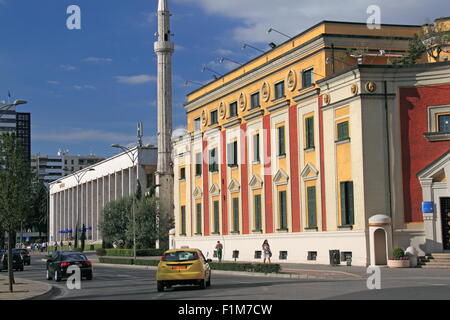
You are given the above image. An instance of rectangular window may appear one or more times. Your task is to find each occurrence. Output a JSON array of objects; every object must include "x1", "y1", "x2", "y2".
[
  {"x1": 194, "y1": 118, "x2": 201, "y2": 132},
  {"x1": 196, "y1": 203, "x2": 202, "y2": 234},
  {"x1": 210, "y1": 110, "x2": 218, "y2": 125},
  {"x1": 340, "y1": 181, "x2": 355, "y2": 226},
  {"x1": 302, "y1": 68, "x2": 314, "y2": 88},
  {"x1": 278, "y1": 126, "x2": 286, "y2": 156},
  {"x1": 179, "y1": 167, "x2": 186, "y2": 180},
  {"x1": 337, "y1": 121, "x2": 350, "y2": 141},
  {"x1": 438, "y1": 114, "x2": 450, "y2": 133},
  {"x1": 180, "y1": 206, "x2": 186, "y2": 235},
  {"x1": 227, "y1": 141, "x2": 238, "y2": 167},
  {"x1": 250, "y1": 92, "x2": 260, "y2": 109},
  {"x1": 305, "y1": 116, "x2": 315, "y2": 149},
  {"x1": 209, "y1": 148, "x2": 218, "y2": 172},
  {"x1": 232, "y1": 198, "x2": 239, "y2": 232},
  {"x1": 195, "y1": 153, "x2": 202, "y2": 176},
  {"x1": 253, "y1": 134, "x2": 260, "y2": 162},
  {"x1": 307, "y1": 186, "x2": 317, "y2": 228},
  {"x1": 254, "y1": 194, "x2": 262, "y2": 231},
  {"x1": 274, "y1": 81, "x2": 285, "y2": 100},
  {"x1": 213, "y1": 200, "x2": 220, "y2": 234},
  {"x1": 279, "y1": 191, "x2": 287, "y2": 230},
  {"x1": 229, "y1": 102, "x2": 238, "y2": 118}
]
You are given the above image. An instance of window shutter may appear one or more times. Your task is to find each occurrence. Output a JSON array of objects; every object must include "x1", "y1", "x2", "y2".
[
  {"x1": 347, "y1": 182, "x2": 354, "y2": 225},
  {"x1": 279, "y1": 191, "x2": 287, "y2": 229},
  {"x1": 306, "y1": 117, "x2": 314, "y2": 148},
  {"x1": 181, "y1": 206, "x2": 186, "y2": 235},
  {"x1": 214, "y1": 201, "x2": 220, "y2": 233},
  {"x1": 340, "y1": 182, "x2": 347, "y2": 225},
  {"x1": 307, "y1": 187, "x2": 317, "y2": 228},
  {"x1": 233, "y1": 198, "x2": 239, "y2": 232},
  {"x1": 233, "y1": 141, "x2": 238, "y2": 166},
  {"x1": 196, "y1": 203, "x2": 202, "y2": 234},
  {"x1": 278, "y1": 126, "x2": 285, "y2": 155},
  {"x1": 254, "y1": 194, "x2": 261, "y2": 230},
  {"x1": 254, "y1": 134, "x2": 260, "y2": 162}
]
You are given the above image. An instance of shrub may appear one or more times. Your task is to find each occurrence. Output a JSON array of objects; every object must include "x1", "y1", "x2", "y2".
[
  {"x1": 134, "y1": 259, "x2": 160, "y2": 267},
  {"x1": 104, "y1": 248, "x2": 165, "y2": 257},
  {"x1": 392, "y1": 248, "x2": 405, "y2": 260},
  {"x1": 209, "y1": 262, "x2": 281, "y2": 274},
  {"x1": 96, "y1": 248, "x2": 107, "y2": 256},
  {"x1": 99, "y1": 257, "x2": 134, "y2": 265}
]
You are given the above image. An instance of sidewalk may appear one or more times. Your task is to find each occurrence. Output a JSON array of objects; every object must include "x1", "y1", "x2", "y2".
[
  {"x1": 0, "y1": 276, "x2": 53, "y2": 300},
  {"x1": 92, "y1": 255, "x2": 364, "y2": 280}
]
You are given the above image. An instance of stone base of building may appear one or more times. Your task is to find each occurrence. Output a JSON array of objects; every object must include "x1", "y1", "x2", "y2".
[{"x1": 174, "y1": 230, "x2": 369, "y2": 266}]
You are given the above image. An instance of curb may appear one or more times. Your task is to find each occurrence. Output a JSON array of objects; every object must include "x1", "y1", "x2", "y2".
[
  {"x1": 94, "y1": 262, "x2": 359, "y2": 280},
  {"x1": 26, "y1": 283, "x2": 55, "y2": 300}
]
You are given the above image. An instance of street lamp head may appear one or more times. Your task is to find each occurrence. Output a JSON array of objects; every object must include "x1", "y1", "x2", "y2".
[
  {"x1": 13, "y1": 100, "x2": 28, "y2": 106},
  {"x1": 111, "y1": 144, "x2": 122, "y2": 148},
  {"x1": 267, "y1": 28, "x2": 273, "y2": 34},
  {"x1": 87, "y1": 168, "x2": 95, "y2": 171}
]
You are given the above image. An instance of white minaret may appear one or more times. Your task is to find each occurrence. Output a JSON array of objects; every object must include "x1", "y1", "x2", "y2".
[{"x1": 154, "y1": 0, "x2": 174, "y2": 237}]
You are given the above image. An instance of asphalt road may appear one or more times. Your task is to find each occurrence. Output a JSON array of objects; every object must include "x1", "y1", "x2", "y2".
[{"x1": 11, "y1": 254, "x2": 450, "y2": 300}]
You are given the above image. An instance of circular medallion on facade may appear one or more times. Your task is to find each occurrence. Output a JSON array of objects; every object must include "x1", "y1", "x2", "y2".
[
  {"x1": 286, "y1": 69, "x2": 297, "y2": 92},
  {"x1": 365, "y1": 81, "x2": 377, "y2": 93},
  {"x1": 351, "y1": 83, "x2": 359, "y2": 95},
  {"x1": 219, "y1": 101, "x2": 226, "y2": 119},
  {"x1": 261, "y1": 81, "x2": 270, "y2": 102},
  {"x1": 201, "y1": 110, "x2": 208, "y2": 126},
  {"x1": 239, "y1": 92, "x2": 247, "y2": 112},
  {"x1": 323, "y1": 93, "x2": 331, "y2": 105}
]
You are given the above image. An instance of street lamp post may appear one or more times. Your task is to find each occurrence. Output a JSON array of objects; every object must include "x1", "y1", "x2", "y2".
[{"x1": 111, "y1": 144, "x2": 141, "y2": 261}]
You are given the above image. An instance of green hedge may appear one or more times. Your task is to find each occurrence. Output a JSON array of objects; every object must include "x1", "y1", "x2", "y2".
[
  {"x1": 210, "y1": 262, "x2": 281, "y2": 274},
  {"x1": 98, "y1": 257, "x2": 280, "y2": 273},
  {"x1": 104, "y1": 248, "x2": 165, "y2": 257},
  {"x1": 99, "y1": 257, "x2": 135, "y2": 265}
]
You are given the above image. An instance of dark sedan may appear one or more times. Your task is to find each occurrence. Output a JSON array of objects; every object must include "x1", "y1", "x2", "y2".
[
  {"x1": 13, "y1": 249, "x2": 31, "y2": 266},
  {"x1": 46, "y1": 251, "x2": 93, "y2": 282},
  {"x1": 1, "y1": 252, "x2": 24, "y2": 271}
]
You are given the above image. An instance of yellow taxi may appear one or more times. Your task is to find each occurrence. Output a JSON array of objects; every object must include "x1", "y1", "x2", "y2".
[{"x1": 156, "y1": 248, "x2": 212, "y2": 292}]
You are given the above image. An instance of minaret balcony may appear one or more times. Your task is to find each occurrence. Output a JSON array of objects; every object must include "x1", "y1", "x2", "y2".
[{"x1": 154, "y1": 41, "x2": 175, "y2": 53}]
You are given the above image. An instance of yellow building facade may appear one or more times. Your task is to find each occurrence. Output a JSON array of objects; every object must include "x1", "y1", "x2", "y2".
[{"x1": 172, "y1": 19, "x2": 450, "y2": 266}]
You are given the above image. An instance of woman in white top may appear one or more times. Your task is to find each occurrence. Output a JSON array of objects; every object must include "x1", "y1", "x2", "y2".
[{"x1": 262, "y1": 240, "x2": 271, "y2": 264}]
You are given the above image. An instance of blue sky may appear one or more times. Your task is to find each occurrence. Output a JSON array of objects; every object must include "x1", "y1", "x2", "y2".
[{"x1": 0, "y1": 0, "x2": 448, "y2": 158}]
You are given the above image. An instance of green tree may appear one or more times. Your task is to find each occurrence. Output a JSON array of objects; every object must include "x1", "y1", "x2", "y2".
[
  {"x1": 98, "y1": 197, "x2": 132, "y2": 248},
  {"x1": 391, "y1": 34, "x2": 427, "y2": 65},
  {"x1": 0, "y1": 133, "x2": 32, "y2": 292},
  {"x1": 27, "y1": 176, "x2": 48, "y2": 239}
]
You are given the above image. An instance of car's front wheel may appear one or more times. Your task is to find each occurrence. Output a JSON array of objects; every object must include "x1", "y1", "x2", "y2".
[
  {"x1": 206, "y1": 274, "x2": 211, "y2": 287},
  {"x1": 199, "y1": 279, "x2": 207, "y2": 289},
  {"x1": 86, "y1": 272, "x2": 93, "y2": 280},
  {"x1": 46, "y1": 270, "x2": 52, "y2": 280},
  {"x1": 157, "y1": 281, "x2": 164, "y2": 292}
]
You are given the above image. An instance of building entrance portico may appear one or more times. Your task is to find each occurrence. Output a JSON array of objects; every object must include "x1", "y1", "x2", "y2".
[{"x1": 418, "y1": 150, "x2": 450, "y2": 254}]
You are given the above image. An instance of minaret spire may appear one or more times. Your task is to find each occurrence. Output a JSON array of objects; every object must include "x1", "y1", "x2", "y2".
[{"x1": 154, "y1": 0, "x2": 174, "y2": 247}]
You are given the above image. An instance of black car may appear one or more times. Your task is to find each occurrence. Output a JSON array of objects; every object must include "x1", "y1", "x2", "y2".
[
  {"x1": 1, "y1": 252, "x2": 24, "y2": 271},
  {"x1": 46, "y1": 251, "x2": 93, "y2": 282},
  {"x1": 13, "y1": 249, "x2": 31, "y2": 266}
]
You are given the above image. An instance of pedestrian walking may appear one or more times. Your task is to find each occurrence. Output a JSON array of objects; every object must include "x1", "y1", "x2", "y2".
[
  {"x1": 54, "y1": 241, "x2": 58, "y2": 251},
  {"x1": 68, "y1": 241, "x2": 72, "y2": 250},
  {"x1": 262, "y1": 239, "x2": 272, "y2": 264},
  {"x1": 215, "y1": 241, "x2": 223, "y2": 263}
]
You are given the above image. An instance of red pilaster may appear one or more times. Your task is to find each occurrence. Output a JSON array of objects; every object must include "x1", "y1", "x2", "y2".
[
  {"x1": 289, "y1": 105, "x2": 301, "y2": 232},
  {"x1": 202, "y1": 137, "x2": 210, "y2": 236},
  {"x1": 220, "y1": 130, "x2": 228, "y2": 235},
  {"x1": 240, "y1": 123, "x2": 250, "y2": 234},
  {"x1": 263, "y1": 114, "x2": 273, "y2": 233}
]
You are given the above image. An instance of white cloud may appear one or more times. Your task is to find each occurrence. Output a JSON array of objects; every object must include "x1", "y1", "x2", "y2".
[
  {"x1": 47, "y1": 80, "x2": 60, "y2": 85},
  {"x1": 73, "y1": 84, "x2": 96, "y2": 91},
  {"x1": 175, "y1": 0, "x2": 448, "y2": 44},
  {"x1": 115, "y1": 74, "x2": 157, "y2": 85},
  {"x1": 60, "y1": 64, "x2": 77, "y2": 71},
  {"x1": 83, "y1": 57, "x2": 113, "y2": 64},
  {"x1": 33, "y1": 128, "x2": 137, "y2": 144},
  {"x1": 172, "y1": 126, "x2": 188, "y2": 140}
]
